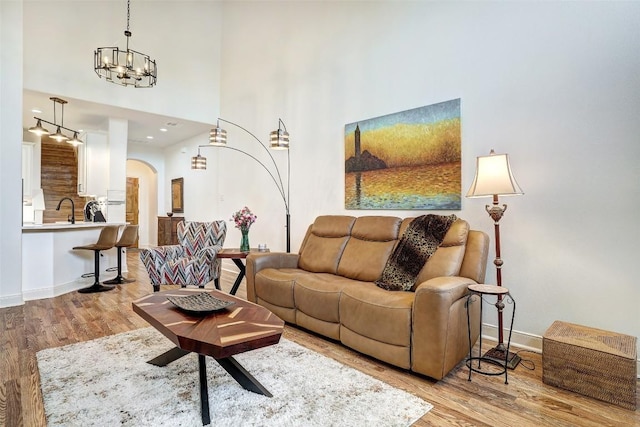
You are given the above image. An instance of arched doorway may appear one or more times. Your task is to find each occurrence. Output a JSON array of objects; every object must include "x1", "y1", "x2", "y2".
[{"x1": 126, "y1": 159, "x2": 158, "y2": 248}]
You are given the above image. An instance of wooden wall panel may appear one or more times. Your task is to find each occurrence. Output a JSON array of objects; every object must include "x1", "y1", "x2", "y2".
[{"x1": 40, "y1": 136, "x2": 86, "y2": 223}]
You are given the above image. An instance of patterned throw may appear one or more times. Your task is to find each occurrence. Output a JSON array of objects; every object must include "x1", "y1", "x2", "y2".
[{"x1": 376, "y1": 214, "x2": 457, "y2": 291}]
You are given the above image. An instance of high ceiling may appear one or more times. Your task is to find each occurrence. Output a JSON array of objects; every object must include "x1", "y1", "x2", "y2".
[{"x1": 23, "y1": 90, "x2": 212, "y2": 148}]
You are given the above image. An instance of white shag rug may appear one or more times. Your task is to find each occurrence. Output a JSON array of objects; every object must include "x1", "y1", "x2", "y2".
[{"x1": 37, "y1": 327, "x2": 432, "y2": 426}]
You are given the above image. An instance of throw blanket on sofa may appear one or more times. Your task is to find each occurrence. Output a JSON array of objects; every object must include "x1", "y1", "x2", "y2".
[{"x1": 376, "y1": 214, "x2": 457, "y2": 291}]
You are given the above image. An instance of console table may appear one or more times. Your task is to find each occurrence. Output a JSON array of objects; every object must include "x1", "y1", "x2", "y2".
[{"x1": 157, "y1": 216, "x2": 183, "y2": 245}]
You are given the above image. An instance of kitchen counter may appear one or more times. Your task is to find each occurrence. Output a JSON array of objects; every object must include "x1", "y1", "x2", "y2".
[
  {"x1": 22, "y1": 221, "x2": 122, "y2": 231},
  {"x1": 22, "y1": 222, "x2": 128, "y2": 300}
]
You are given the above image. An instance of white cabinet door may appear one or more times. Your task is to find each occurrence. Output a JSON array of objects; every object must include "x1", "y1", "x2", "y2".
[
  {"x1": 22, "y1": 142, "x2": 35, "y2": 198},
  {"x1": 77, "y1": 132, "x2": 109, "y2": 197}
]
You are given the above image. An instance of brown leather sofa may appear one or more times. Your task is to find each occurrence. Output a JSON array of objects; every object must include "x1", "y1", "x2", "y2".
[{"x1": 246, "y1": 215, "x2": 489, "y2": 380}]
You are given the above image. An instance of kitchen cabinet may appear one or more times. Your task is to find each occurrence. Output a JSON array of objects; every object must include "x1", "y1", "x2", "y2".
[
  {"x1": 22, "y1": 142, "x2": 35, "y2": 198},
  {"x1": 77, "y1": 131, "x2": 109, "y2": 197},
  {"x1": 158, "y1": 216, "x2": 183, "y2": 245}
]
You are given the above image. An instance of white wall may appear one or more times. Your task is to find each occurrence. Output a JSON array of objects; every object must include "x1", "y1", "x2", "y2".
[
  {"x1": 0, "y1": 0, "x2": 24, "y2": 307},
  {"x1": 216, "y1": 1, "x2": 640, "y2": 353},
  {"x1": 22, "y1": 1, "x2": 222, "y2": 124},
  {"x1": 163, "y1": 133, "x2": 222, "y2": 222}
]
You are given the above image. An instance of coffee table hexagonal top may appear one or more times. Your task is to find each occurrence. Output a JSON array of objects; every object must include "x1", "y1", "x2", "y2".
[{"x1": 132, "y1": 288, "x2": 284, "y2": 425}]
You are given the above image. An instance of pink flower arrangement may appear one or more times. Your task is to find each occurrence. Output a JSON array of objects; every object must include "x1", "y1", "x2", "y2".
[{"x1": 231, "y1": 206, "x2": 257, "y2": 231}]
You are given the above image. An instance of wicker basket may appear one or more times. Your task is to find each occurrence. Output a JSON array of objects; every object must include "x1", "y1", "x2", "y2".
[{"x1": 542, "y1": 321, "x2": 637, "y2": 410}]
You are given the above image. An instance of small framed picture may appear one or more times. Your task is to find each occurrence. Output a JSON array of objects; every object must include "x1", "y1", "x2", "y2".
[{"x1": 171, "y1": 177, "x2": 184, "y2": 213}]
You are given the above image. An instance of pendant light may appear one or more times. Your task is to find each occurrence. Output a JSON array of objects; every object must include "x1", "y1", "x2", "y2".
[
  {"x1": 94, "y1": 0, "x2": 157, "y2": 88},
  {"x1": 29, "y1": 97, "x2": 80, "y2": 144}
]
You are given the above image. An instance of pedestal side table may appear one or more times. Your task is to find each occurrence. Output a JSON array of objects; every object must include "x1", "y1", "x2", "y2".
[
  {"x1": 466, "y1": 284, "x2": 516, "y2": 384},
  {"x1": 217, "y1": 248, "x2": 269, "y2": 295}
]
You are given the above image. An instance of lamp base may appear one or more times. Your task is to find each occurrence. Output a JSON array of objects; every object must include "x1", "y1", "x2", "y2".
[{"x1": 483, "y1": 345, "x2": 521, "y2": 370}]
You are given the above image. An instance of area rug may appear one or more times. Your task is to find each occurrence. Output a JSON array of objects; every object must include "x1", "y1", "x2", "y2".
[{"x1": 37, "y1": 327, "x2": 432, "y2": 426}]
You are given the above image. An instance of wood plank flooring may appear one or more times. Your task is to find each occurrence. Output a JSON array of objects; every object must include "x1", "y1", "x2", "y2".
[{"x1": 1, "y1": 252, "x2": 638, "y2": 426}]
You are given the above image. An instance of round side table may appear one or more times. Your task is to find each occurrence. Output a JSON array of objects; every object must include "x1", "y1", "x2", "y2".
[{"x1": 465, "y1": 284, "x2": 516, "y2": 384}]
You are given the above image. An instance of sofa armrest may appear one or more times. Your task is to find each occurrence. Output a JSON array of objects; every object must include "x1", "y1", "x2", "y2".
[
  {"x1": 414, "y1": 276, "x2": 475, "y2": 302},
  {"x1": 246, "y1": 252, "x2": 300, "y2": 302},
  {"x1": 411, "y1": 276, "x2": 480, "y2": 380}
]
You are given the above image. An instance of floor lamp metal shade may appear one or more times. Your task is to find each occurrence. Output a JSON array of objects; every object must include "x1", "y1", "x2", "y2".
[
  {"x1": 270, "y1": 119, "x2": 289, "y2": 149},
  {"x1": 209, "y1": 122, "x2": 227, "y2": 146},
  {"x1": 466, "y1": 149, "x2": 523, "y2": 369},
  {"x1": 192, "y1": 118, "x2": 291, "y2": 253},
  {"x1": 191, "y1": 151, "x2": 207, "y2": 170}
]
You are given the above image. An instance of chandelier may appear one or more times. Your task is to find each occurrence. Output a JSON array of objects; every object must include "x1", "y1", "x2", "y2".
[
  {"x1": 94, "y1": 0, "x2": 157, "y2": 88},
  {"x1": 28, "y1": 97, "x2": 83, "y2": 146}
]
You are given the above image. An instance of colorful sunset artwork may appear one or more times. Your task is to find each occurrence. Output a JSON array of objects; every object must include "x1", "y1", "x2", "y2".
[{"x1": 345, "y1": 99, "x2": 461, "y2": 210}]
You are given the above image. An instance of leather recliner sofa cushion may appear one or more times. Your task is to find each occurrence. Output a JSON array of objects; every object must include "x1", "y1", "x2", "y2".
[
  {"x1": 298, "y1": 216, "x2": 356, "y2": 274},
  {"x1": 337, "y1": 216, "x2": 402, "y2": 281},
  {"x1": 253, "y1": 267, "x2": 307, "y2": 323}
]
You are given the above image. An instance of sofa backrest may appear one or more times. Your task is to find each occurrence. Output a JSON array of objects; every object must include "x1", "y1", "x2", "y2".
[
  {"x1": 298, "y1": 215, "x2": 487, "y2": 286},
  {"x1": 337, "y1": 216, "x2": 402, "y2": 281},
  {"x1": 411, "y1": 218, "x2": 469, "y2": 289},
  {"x1": 298, "y1": 216, "x2": 356, "y2": 273}
]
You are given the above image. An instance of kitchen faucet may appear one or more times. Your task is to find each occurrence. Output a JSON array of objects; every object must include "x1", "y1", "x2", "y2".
[{"x1": 56, "y1": 197, "x2": 75, "y2": 224}]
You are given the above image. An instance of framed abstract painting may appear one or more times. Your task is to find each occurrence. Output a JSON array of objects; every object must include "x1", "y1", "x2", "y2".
[{"x1": 345, "y1": 99, "x2": 461, "y2": 210}]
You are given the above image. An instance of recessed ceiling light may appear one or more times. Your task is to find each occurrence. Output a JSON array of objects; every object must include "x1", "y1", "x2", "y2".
[
  {"x1": 146, "y1": 136, "x2": 154, "y2": 140},
  {"x1": 160, "y1": 128, "x2": 168, "y2": 132},
  {"x1": 31, "y1": 108, "x2": 42, "y2": 114}
]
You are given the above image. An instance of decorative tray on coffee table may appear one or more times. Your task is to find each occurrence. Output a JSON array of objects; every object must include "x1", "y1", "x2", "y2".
[{"x1": 166, "y1": 292, "x2": 234, "y2": 315}]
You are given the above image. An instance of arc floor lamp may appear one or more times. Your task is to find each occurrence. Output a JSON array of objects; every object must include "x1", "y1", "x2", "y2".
[
  {"x1": 466, "y1": 149, "x2": 523, "y2": 369},
  {"x1": 192, "y1": 118, "x2": 291, "y2": 253}
]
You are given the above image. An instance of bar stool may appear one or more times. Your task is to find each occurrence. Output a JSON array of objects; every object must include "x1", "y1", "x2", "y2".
[
  {"x1": 104, "y1": 225, "x2": 139, "y2": 285},
  {"x1": 73, "y1": 225, "x2": 120, "y2": 293}
]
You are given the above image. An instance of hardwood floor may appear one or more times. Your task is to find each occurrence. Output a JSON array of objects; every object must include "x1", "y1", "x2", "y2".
[{"x1": 1, "y1": 252, "x2": 638, "y2": 426}]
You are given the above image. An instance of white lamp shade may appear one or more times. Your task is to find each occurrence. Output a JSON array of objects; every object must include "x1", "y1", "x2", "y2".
[{"x1": 466, "y1": 151, "x2": 523, "y2": 198}]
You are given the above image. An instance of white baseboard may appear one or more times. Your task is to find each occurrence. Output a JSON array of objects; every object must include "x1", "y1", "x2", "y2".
[
  {"x1": 22, "y1": 277, "x2": 95, "y2": 302},
  {"x1": 0, "y1": 293, "x2": 24, "y2": 308},
  {"x1": 481, "y1": 323, "x2": 640, "y2": 379}
]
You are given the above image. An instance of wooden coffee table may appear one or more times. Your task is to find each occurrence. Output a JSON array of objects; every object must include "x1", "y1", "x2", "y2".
[{"x1": 132, "y1": 288, "x2": 284, "y2": 425}]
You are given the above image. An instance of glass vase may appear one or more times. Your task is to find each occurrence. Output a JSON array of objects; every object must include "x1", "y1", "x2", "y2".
[{"x1": 240, "y1": 228, "x2": 250, "y2": 252}]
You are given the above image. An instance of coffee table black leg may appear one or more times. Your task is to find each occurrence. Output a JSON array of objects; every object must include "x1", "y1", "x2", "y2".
[
  {"x1": 147, "y1": 346, "x2": 190, "y2": 366},
  {"x1": 229, "y1": 259, "x2": 246, "y2": 295},
  {"x1": 199, "y1": 355, "x2": 211, "y2": 426},
  {"x1": 216, "y1": 356, "x2": 272, "y2": 397}
]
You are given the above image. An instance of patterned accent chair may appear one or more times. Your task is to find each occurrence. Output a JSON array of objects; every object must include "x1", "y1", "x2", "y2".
[{"x1": 140, "y1": 221, "x2": 227, "y2": 292}]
